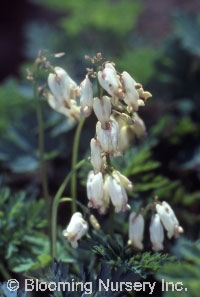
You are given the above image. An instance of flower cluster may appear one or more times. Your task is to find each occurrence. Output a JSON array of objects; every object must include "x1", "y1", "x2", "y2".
[
  {"x1": 47, "y1": 54, "x2": 183, "y2": 250},
  {"x1": 128, "y1": 201, "x2": 183, "y2": 252},
  {"x1": 82, "y1": 61, "x2": 151, "y2": 215}
]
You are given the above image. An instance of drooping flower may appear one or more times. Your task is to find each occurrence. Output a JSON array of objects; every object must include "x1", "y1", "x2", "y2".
[
  {"x1": 118, "y1": 125, "x2": 132, "y2": 153},
  {"x1": 133, "y1": 112, "x2": 146, "y2": 138},
  {"x1": 98, "y1": 63, "x2": 122, "y2": 97},
  {"x1": 96, "y1": 119, "x2": 119, "y2": 155},
  {"x1": 121, "y1": 71, "x2": 139, "y2": 112},
  {"x1": 106, "y1": 174, "x2": 130, "y2": 213},
  {"x1": 156, "y1": 201, "x2": 183, "y2": 239},
  {"x1": 93, "y1": 96, "x2": 111, "y2": 127},
  {"x1": 48, "y1": 67, "x2": 78, "y2": 104},
  {"x1": 87, "y1": 171, "x2": 108, "y2": 214},
  {"x1": 149, "y1": 214, "x2": 164, "y2": 251},
  {"x1": 63, "y1": 212, "x2": 88, "y2": 248},
  {"x1": 80, "y1": 75, "x2": 93, "y2": 117},
  {"x1": 128, "y1": 212, "x2": 144, "y2": 250},
  {"x1": 90, "y1": 138, "x2": 105, "y2": 174},
  {"x1": 47, "y1": 67, "x2": 80, "y2": 122}
]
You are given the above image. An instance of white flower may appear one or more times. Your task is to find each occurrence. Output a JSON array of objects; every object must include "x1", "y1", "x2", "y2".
[
  {"x1": 98, "y1": 63, "x2": 122, "y2": 97},
  {"x1": 121, "y1": 71, "x2": 139, "y2": 112},
  {"x1": 133, "y1": 113, "x2": 146, "y2": 138},
  {"x1": 47, "y1": 67, "x2": 80, "y2": 122},
  {"x1": 128, "y1": 212, "x2": 144, "y2": 250},
  {"x1": 90, "y1": 138, "x2": 105, "y2": 174},
  {"x1": 80, "y1": 75, "x2": 93, "y2": 117},
  {"x1": 156, "y1": 201, "x2": 183, "y2": 239},
  {"x1": 48, "y1": 67, "x2": 78, "y2": 104},
  {"x1": 96, "y1": 119, "x2": 119, "y2": 154},
  {"x1": 87, "y1": 171, "x2": 109, "y2": 214},
  {"x1": 106, "y1": 174, "x2": 129, "y2": 213},
  {"x1": 93, "y1": 96, "x2": 111, "y2": 127},
  {"x1": 63, "y1": 212, "x2": 88, "y2": 248},
  {"x1": 149, "y1": 214, "x2": 164, "y2": 251},
  {"x1": 118, "y1": 124, "x2": 135, "y2": 153}
]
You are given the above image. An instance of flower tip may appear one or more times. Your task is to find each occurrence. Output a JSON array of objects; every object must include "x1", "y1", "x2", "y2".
[
  {"x1": 62, "y1": 229, "x2": 68, "y2": 237},
  {"x1": 81, "y1": 106, "x2": 92, "y2": 117},
  {"x1": 127, "y1": 239, "x2": 132, "y2": 246}
]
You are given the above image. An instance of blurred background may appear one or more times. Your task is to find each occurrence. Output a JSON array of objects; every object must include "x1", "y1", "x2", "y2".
[{"x1": 0, "y1": 0, "x2": 200, "y2": 296}]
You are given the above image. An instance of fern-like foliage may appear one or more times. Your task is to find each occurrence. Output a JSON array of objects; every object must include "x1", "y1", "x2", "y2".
[
  {"x1": 156, "y1": 238, "x2": 200, "y2": 297},
  {"x1": 0, "y1": 186, "x2": 51, "y2": 273},
  {"x1": 81, "y1": 230, "x2": 174, "y2": 279}
]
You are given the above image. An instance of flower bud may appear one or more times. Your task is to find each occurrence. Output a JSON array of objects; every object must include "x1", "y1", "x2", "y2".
[
  {"x1": 96, "y1": 119, "x2": 119, "y2": 154},
  {"x1": 128, "y1": 212, "x2": 144, "y2": 250},
  {"x1": 80, "y1": 75, "x2": 93, "y2": 117},
  {"x1": 90, "y1": 138, "x2": 105, "y2": 173},
  {"x1": 67, "y1": 99, "x2": 81, "y2": 122},
  {"x1": 156, "y1": 201, "x2": 183, "y2": 239},
  {"x1": 89, "y1": 214, "x2": 100, "y2": 230},
  {"x1": 93, "y1": 96, "x2": 111, "y2": 126},
  {"x1": 121, "y1": 71, "x2": 139, "y2": 112},
  {"x1": 112, "y1": 170, "x2": 133, "y2": 191},
  {"x1": 149, "y1": 214, "x2": 164, "y2": 251},
  {"x1": 63, "y1": 212, "x2": 88, "y2": 248},
  {"x1": 137, "y1": 87, "x2": 152, "y2": 101},
  {"x1": 48, "y1": 67, "x2": 77, "y2": 103},
  {"x1": 98, "y1": 63, "x2": 122, "y2": 97},
  {"x1": 106, "y1": 175, "x2": 129, "y2": 213}
]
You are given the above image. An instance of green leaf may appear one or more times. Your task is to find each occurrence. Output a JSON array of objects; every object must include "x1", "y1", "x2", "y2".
[{"x1": 156, "y1": 239, "x2": 200, "y2": 297}]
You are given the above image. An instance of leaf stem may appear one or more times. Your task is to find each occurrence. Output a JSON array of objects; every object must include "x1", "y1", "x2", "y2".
[
  {"x1": 51, "y1": 159, "x2": 86, "y2": 259},
  {"x1": 71, "y1": 117, "x2": 86, "y2": 213}
]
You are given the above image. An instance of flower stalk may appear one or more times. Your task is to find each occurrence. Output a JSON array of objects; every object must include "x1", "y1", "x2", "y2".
[
  {"x1": 33, "y1": 76, "x2": 51, "y2": 245},
  {"x1": 51, "y1": 159, "x2": 85, "y2": 258},
  {"x1": 71, "y1": 117, "x2": 86, "y2": 213}
]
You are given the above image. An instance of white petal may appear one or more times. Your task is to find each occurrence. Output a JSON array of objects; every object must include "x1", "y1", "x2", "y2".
[
  {"x1": 80, "y1": 75, "x2": 93, "y2": 116},
  {"x1": 93, "y1": 96, "x2": 111, "y2": 124},
  {"x1": 90, "y1": 138, "x2": 103, "y2": 173},
  {"x1": 129, "y1": 212, "x2": 144, "y2": 250},
  {"x1": 149, "y1": 214, "x2": 164, "y2": 251}
]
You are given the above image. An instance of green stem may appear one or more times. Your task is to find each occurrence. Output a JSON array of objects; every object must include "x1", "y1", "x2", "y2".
[
  {"x1": 61, "y1": 197, "x2": 90, "y2": 216},
  {"x1": 71, "y1": 117, "x2": 86, "y2": 213},
  {"x1": 51, "y1": 159, "x2": 86, "y2": 259},
  {"x1": 60, "y1": 197, "x2": 73, "y2": 203},
  {"x1": 0, "y1": 262, "x2": 11, "y2": 280},
  {"x1": 33, "y1": 80, "x2": 51, "y2": 242}
]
